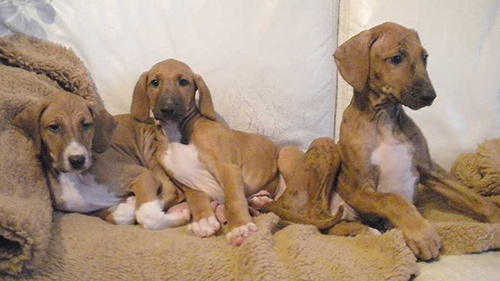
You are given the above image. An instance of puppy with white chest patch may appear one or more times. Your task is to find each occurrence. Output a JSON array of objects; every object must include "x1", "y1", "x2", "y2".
[
  {"x1": 131, "y1": 60, "x2": 280, "y2": 245},
  {"x1": 330, "y1": 22, "x2": 500, "y2": 260},
  {"x1": 15, "y1": 93, "x2": 189, "y2": 229},
  {"x1": 132, "y1": 59, "x2": 342, "y2": 246}
]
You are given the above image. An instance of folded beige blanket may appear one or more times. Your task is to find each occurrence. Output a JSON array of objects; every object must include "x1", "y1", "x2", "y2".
[
  {"x1": 2, "y1": 212, "x2": 419, "y2": 281},
  {"x1": 3, "y1": 190, "x2": 500, "y2": 281},
  {"x1": 0, "y1": 34, "x2": 103, "y2": 275}
]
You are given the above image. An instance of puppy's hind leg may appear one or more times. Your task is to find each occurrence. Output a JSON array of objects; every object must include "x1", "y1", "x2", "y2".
[
  {"x1": 277, "y1": 145, "x2": 305, "y2": 185},
  {"x1": 246, "y1": 145, "x2": 302, "y2": 211},
  {"x1": 265, "y1": 138, "x2": 342, "y2": 230},
  {"x1": 254, "y1": 145, "x2": 304, "y2": 209},
  {"x1": 420, "y1": 162, "x2": 500, "y2": 223}
]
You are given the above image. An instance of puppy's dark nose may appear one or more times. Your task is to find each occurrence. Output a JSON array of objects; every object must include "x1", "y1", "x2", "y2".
[
  {"x1": 69, "y1": 155, "x2": 85, "y2": 170},
  {"x1": 161, "y1": 108, "x2": 175, "y2": 117},
  {"x1": 421, "y1": 90, "x2": 436, "y2": 105}
]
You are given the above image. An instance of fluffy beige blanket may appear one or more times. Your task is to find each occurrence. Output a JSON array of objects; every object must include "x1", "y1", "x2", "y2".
[
  {"x1": 451, "y1": 138, "x2": 500, "y2": 206},
  {"x1": 1, "y1": 35, "x2": 500, "y2": 281},
  {"x1": 4, "y1": 193, "x2": 500, "y2": 281}
]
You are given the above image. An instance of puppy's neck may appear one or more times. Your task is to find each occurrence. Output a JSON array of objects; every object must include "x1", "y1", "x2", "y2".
[
  {"x1": 162, "y1": 107, "x2": 202, "y2": 144},
  {"x1": 162, "y1": 122, "x2": 182, "y2": 143},
  {"x1": 177, "y1": 107, "x2": 202, "y2": 144},
  {"x1": 353, "y1": 90, "x2": 402, "y2": 120}
]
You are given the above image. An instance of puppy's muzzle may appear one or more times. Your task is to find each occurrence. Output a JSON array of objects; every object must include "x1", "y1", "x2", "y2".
[
  {"x1": 401, "y1": 80, "x2": 437, "y2": 110},
  {"x1": 62, "y1": 141, "x2": 91, "y2": 172},
  {"x1": 68, "y1": 155, "x2": 86, "y2": 170},
  {"x1": 420, "y1": 90, "x2": 436, "y2": 105},
  {"x1": 153, "y1": 94, "x2": 186, "y2": 122}
]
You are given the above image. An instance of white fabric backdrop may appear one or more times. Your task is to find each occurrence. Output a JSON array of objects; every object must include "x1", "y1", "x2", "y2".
[
  {"x1": 0, "y1": 0, "x2": 338, "y2": 150},
  {"x1": 336, "y1": 0, "x2": 500, "y2": 169},
  {"x1": 4, "y1": 0, "x2": 498, "y2": 168}
]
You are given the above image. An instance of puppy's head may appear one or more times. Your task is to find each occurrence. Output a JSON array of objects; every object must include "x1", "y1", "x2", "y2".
[
  {"x1": 14, "y1": 93, "x2": 116, "y2": 173},
  {"x1": 131, "y1": 59, "x2": 216, "y2": 124},
  {"x1": 334, "y1": 22, "x2": 436, "y2": 110}
]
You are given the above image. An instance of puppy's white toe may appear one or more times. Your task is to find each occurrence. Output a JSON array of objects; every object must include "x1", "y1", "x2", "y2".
[
  {"x1": 111, "y1": 196, "x2": 136, "y2": 225},
  {"x1": 135, "y1": 200, "x2": 164, "y2": 229},
  {"x1": 188, "y1": 216, "x2": 221, "y2": 238},
  {"x1": 125, "y1": 196, "x2": 136, "y2": 205},
  {"x1": 248, "y1": 190, "x2": 273, "y2": 210},
  {"x1": 136, "y1": 200, "x2": 188, "y2": 229},
  {"x1": 166, "y1": 202, "x2": 191, "y2": 222},
  {"x1": 181, "y1": 208, "x2": 191, "y2": 221},
  {"x1": 226, "y1": 222, "x2": 258, "y2": 246},
  {"x1": 368, "y1": 227, "x2": 382, "y2": 235}
]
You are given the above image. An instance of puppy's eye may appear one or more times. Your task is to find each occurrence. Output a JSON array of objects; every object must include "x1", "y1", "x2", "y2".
[
  {"x1": 47, "y1": 124, "x2": 61, "y2": 133},
  {"x1": 179, "y1": 78, "x2": 189, "y2": 87},
  {"x1": 390, "y1": 55, "x2": 403, "y2": 65},
  {"x1": 423, "y1": 54, "x2": 429, "y2": 65},
  {"x1": 81, "y1": 121, "x2": 94, "y2": 130},
  {"x1": 150, "y1": 79, "x2": 159, "y2": 87}
]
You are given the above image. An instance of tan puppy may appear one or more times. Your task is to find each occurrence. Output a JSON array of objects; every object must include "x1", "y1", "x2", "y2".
[
  {"x1": 131, "y1": 59, "x2": 283, "y2": 245},
  {"x1": 15, "y1": 93, "x2": 188, "y2": 229},
  {"x1": 331, "y1": 22, "x2": 500, "y2": 260},
  {"x1": 131, "y1": 59, "x2": 344, "y2": 246}
]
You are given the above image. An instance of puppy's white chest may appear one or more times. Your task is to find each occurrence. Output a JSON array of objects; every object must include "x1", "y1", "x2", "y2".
[
  {"x1": 160, "y1": 143, "x2": 224, "y2": 202},
  {"x1": 57, "y1": 173, "x2": 121, "y2": 213},
  {"x1": 370, "y1": 136, "x2": 418, "y2": 202}
]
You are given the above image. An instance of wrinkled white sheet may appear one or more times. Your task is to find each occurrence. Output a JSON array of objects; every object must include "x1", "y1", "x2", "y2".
[
  {"x1": 336, "y1": 0, "x2": 500, "y2": 169},
  {"x1": 0, "y1": 0, "x2": 338, "y2": 150},
  {"x1": 3, "y1": 0, "x2": 499, "y2": 167}
]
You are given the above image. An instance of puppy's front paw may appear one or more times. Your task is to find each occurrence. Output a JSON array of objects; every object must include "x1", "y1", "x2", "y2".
[
  {"x1": 188, "y1": 216, "x2": 221, "y2": 238},
  {"x1": 136, "y1": 200, "x2": 189, "y2": 230},
  {"x1": 111, "y1": 196, "x2": 136, "y2": 225},
  {"x1": 226, "y1": 222, "x2": 258, "y2": 246},
  {"x1": 404, "y1": 220, "x2": 442, "y2": 261}
]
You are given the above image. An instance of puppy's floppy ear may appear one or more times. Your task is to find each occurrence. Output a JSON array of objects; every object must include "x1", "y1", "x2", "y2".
[
  {"x1": 193, "y1": 74, "x2": 216, "y2": 121},
  {"x1": 13, "y1": 100, "x2": 49, "y2": 153},
  {"x1": 334, "y1": 30, "x2": 378, "y2": 93},
  {"x1": 88, "y1": 106, "x2": 117, "y2": 154},
  {"x1": 131, "y1": 72, "x2": 150, "y2": 122}
]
